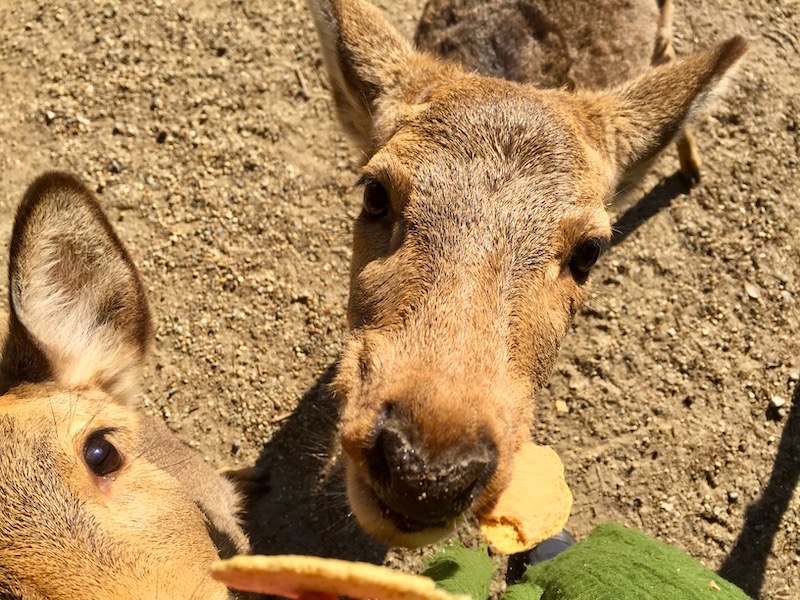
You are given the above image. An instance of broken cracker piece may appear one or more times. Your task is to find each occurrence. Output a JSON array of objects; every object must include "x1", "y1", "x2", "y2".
[
  {"x1": 478, "y1": 442, "x2": 572, "y2": 555},
  {"x1": 211, "y1": 554, "x2": 470, "y2": 600}
]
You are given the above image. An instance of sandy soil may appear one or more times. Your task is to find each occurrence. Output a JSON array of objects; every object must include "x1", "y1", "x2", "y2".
[{"x1": 0, "y1": 0, "x2": 798, "y2": 598}]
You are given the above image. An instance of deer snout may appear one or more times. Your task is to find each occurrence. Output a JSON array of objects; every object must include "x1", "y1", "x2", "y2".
[{"x1": 364, "y1": 419, "x2": 498, "y2": 529}]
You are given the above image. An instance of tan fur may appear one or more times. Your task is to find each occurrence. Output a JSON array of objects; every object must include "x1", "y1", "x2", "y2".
[
  {"x1": 308, "y1": 0, "x2": 747, "y2": 547},
  {"x1": 0, "y1": 173, "x2": 250, "y2": 599}
]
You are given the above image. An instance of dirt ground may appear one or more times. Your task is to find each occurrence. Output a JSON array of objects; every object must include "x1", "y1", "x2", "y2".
[{"x1": 0, "y1": 0, "x2": 798, "y2": 598}]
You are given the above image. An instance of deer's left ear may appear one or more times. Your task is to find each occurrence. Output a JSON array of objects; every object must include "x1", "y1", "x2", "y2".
[
  {"x1": 579, "y1": 36, "x2": 748, "y2": 183},
  {"x1": 1, "y1": 172, "x2": 151, "y2": 403}
]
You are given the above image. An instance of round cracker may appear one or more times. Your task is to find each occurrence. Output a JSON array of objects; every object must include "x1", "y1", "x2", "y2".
[
  {"x1": 478, "y1": 442, "x2": 572, "y2": 555},
  {"x1": 211, "y1": 555, "x2": 470, "y2": 600}
]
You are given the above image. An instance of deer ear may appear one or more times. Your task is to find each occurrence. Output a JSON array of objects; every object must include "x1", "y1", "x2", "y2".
[
  {"x1": 583, "y1": 36, "x2": 748, "y2": 182},
  {"x1": 1, "y1": 172, "x2": 151, "y2": 404},
  {"x1": 308, "y1": 0, "x2": 462, "y2": 157}
]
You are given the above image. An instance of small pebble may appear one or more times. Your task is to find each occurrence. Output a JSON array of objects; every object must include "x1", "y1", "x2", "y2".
[{"x1": 744, "y1": 280, "x2": 762, "y2": 299}]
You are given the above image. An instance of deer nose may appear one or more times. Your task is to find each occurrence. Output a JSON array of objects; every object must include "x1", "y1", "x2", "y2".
[{"x1": 365, "y1": 423, "x2": 497, "y2": 527}]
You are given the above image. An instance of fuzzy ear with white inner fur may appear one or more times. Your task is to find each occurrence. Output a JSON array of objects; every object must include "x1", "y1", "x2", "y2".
[
  {"x1": 579, "y1": 36, "x2": 748, "y2": 186},
  {"x1": 307, "y1": 0, "x2": 464, "y2": 157},
  {"x1": 0, "y1": 172, "x2": 151, "y2": 404}
]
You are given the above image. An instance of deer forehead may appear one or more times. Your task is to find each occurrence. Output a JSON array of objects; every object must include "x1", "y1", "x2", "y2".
[
  {"x1": 0, "y1": 387, "x2": 139, "y2": 442},
  {"x1": 369, "y1": 79, "x2": 613, "y2": 245},
  {"x1": 388, "y1": 77, "x2": 605, "y2": 176}
]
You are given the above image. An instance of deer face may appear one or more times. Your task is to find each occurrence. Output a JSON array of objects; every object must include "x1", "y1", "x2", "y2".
[{"x1": 334, "y1": 79, "x2": 613, "y2": 545}]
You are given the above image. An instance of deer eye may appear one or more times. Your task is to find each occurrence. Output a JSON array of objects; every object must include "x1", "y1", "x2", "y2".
[
  {"x1": 362, "y1": 178, "x2": 390, "y2": 219},
  {"x1": 568, "y1": 238, "x2": 607, "y2": 280},
  {"x1": 84, "y1": 430, "x2": 123, "y2": 477}
]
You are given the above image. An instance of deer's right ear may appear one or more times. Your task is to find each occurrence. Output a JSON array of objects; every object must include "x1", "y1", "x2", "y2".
[
  {"x1": 0, "y1": 172, "x2": 151, "y2": 403},
  {"x1": 308, "y1": 0, "x2": 462, "y2": 157}
]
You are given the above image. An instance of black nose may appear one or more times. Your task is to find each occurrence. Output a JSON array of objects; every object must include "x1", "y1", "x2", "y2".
[{"x1": 365, "y1": 423, "x2": 497, "y2": 527}]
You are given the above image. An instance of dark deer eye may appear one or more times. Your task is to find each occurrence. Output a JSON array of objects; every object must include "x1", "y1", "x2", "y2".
[
  {"x1": 362, "y1": 178, "x2": 390, "y2": 218},
  {"x1": 84, "y1": 430, "x2": 123, "y2": 477},
  {"x1": 569, "y1": 238, "x2": 607, "y2": 279}
]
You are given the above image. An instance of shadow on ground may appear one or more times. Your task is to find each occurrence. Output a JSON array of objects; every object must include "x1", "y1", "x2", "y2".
[
  {"x1": 242, "y1": 362, "x2": 387, "y2": 563},
  {"x1": 612, "y1": 172, "x2": 691, "y2": 247},
  {"x1": 718, "y1": 380, "x2": 800, "y2": 598}
]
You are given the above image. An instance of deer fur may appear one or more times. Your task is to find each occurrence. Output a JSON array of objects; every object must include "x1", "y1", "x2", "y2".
[
  {"x1": 0, "y1": 173, "x2": 251, "y2": 600},
  {"x1": 308, "y1": 0, "x2": 747, "y2": 547}
]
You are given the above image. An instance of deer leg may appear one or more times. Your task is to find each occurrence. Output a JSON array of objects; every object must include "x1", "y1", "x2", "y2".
[
  {"x1": 654, "y1": 0, "x2": 701, "y2": 185},
  {"x1": 676, "y1": 129, "x2": 701, "y2": 184}
]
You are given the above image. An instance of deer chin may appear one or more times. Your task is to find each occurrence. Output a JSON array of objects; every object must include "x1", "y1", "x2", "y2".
[{"x1": 345, "y1": 461, "x2": 457, "y2": 547}]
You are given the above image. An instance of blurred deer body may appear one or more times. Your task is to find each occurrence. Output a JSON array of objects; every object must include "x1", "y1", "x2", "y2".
[
  {"x1": 416, "y1": 0, "x2": 665, "y2": 88},
  {"x1": 0, "y1": 173, "x2": 249, "y2": 600},
  {"x1": 415, "y1": 0, "x2": 702, "y2": 182},
  {"x1": 308, "y1": 0, "x2": 747, "y2": 547}
]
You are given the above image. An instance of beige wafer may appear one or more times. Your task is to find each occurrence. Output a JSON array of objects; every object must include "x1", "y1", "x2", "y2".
[
  {"x1": 211, "y1": 554, "x2": 470, "y2": 600},
  {"x1": 478, "y1": 442, "x2": 572, "y2": 554}
]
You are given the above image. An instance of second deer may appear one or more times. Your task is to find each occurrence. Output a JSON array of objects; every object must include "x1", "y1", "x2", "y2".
[
  {"x1": 308, "y1": 0, "x2": 747, "y2": 547},
  {"x1": 0, "y1": 173, "x2": 259, "y2": 599}
]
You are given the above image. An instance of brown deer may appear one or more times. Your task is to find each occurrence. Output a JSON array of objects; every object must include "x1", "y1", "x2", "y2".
[
  {"x1": 0, "y1": 173, "x2": 254, "y2": 599},
  {"x1": 307, "y1": 0, "x2": 747, "y2": 547}
]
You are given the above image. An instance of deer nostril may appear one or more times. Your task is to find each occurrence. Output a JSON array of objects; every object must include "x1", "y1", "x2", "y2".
[
  {"x1": 365, "y1": 429, "x2": 392, "y2": 487},
  {"x1": 364, "y1": 405, "x2": 393, "y2": 484},
  {"x1": 364, "y1": 424, "x2": 498, "y2": 526}
]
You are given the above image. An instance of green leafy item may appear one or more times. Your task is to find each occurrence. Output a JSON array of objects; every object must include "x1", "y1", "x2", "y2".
[
  {"x1": 423, "y1": 541, "x2": 498, "y2": 599},
  {"x1": 423, "y1": 524, "x2": 750, "y2": 600}
]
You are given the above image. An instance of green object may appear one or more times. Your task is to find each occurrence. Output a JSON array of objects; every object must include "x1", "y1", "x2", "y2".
[
  {"x1": 517, "y1": 524, "x2": 750, "y2": 599},
  {"x1": 503, "y1": 579, "x2": 545, "y2": 600},
  {"x1": 427, "y1": 524, "x2": 751, "y2": 600},
  {"x1": 423, "y1": 541, "x2": 497, "y2": 600}
]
